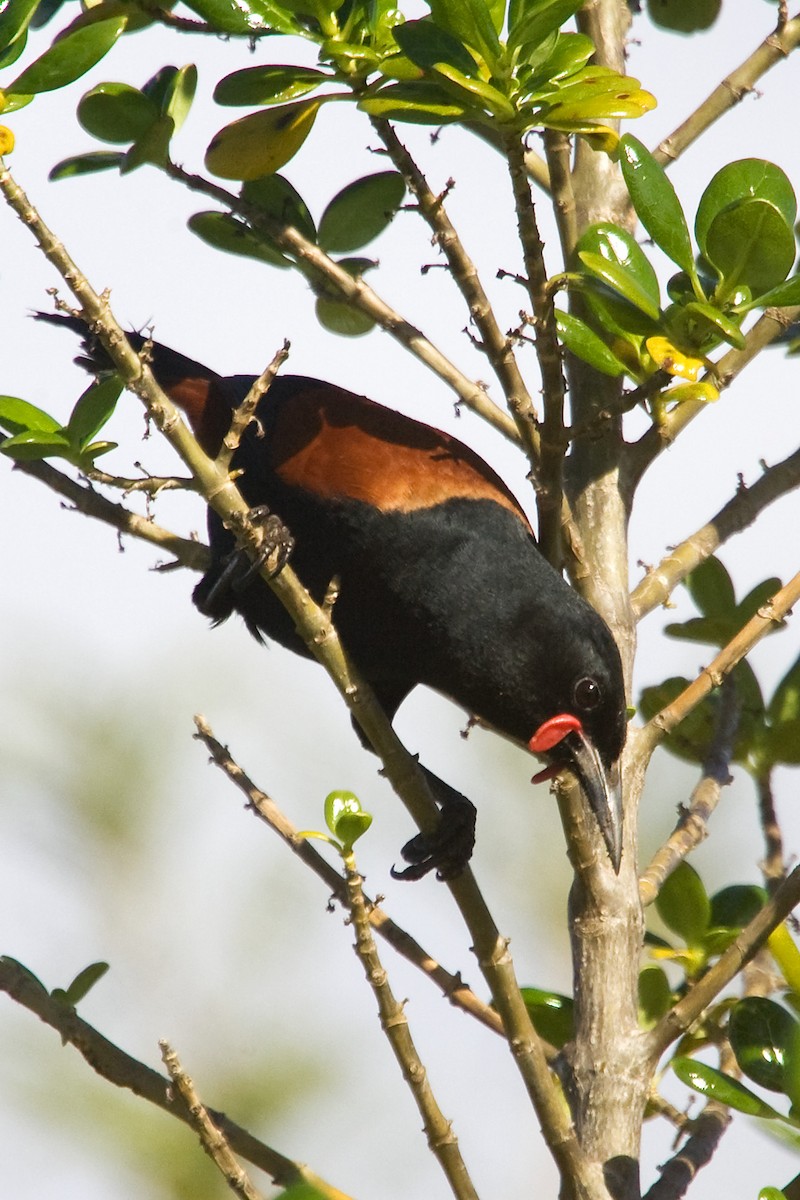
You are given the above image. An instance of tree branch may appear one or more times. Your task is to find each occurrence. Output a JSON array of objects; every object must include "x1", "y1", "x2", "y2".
[
  {"x1": 0, "y1": 957, "x2": 350, "y2": 1197},
  {"x1": 653, "y1": 12, "x2": 800, "y2": 168},
  {"x1": 631, "y1": 445, "x2": 800, "y2": 620},
  {"x1": 342, "y1": 853, "x2": 480, "y2": 1200},
  {"x1": 643, "y1": 1103, "x2": 731, "y2": 1200},
  {"x1": 193, "y1": 715, "x2": 504, "y2": 1037}
]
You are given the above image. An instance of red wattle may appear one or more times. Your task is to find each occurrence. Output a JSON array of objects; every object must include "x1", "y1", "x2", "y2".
[{"x1": 528, "y1": 712, "x2": 583, "y2": 754}]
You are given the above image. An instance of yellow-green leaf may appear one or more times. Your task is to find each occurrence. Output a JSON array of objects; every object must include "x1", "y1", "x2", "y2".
[{"x1": 205, "y1": 99, "x2": 322, "y2": 180}]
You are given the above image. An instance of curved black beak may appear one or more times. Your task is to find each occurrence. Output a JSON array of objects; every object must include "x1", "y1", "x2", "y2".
[{"x1": 564, "y1": 728, "x2": 623, "y2": 873}]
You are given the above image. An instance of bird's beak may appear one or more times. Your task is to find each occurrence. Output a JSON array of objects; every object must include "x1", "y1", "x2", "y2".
[{"x1": 529, "y1": 716, "x2": 623, "y2": 873}]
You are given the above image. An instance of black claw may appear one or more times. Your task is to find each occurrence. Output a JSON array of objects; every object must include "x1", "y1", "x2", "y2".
[{"x1": 391, "y1": 780, "x2": 476, "y2": 882}]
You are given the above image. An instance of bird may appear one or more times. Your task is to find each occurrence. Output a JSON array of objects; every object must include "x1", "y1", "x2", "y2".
[{"x1": 39, "y1": 312, "x2": 628, "y2": 879}]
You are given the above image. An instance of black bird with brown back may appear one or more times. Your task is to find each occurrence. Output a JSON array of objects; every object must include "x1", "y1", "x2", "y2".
[{"x1": 40, "y1": 312, "x2": 628, "y2": 879}]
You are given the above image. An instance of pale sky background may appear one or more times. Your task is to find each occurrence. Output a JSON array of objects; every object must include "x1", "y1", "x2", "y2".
[{"x1": 2, "y1": 3, "x2": 800, "y2": 1198}]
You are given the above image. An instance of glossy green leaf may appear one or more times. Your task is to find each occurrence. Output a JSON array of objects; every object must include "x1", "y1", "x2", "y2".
[
  {"x1": 0, "y1": 90, "x2": 32, "y2": 112},
  {"x1": 433, "y1": 61, "x2": 516, "y2": 119},
  {"x1": 709, "y1": 885, "x2": 766, "y2": 930},
  {"x1": 0, "y1": 28, "x2": 27, "y2": 69},
  {"x1": 0, "y1": 0, "x2": 39, "y2": 55},
  {"x1": 0, "y1": 394, "x2": 62, "y2": 436},
  {"x1": 687, "y1": 556, "x2": 736, "y2": 618},
  {"x1": 696, "y1": 159, "x2": 797, "y2": 256},
  {"x1": 49, "y1": 151, "x2": 125, "y2": 180},
  {"x1": 205, "y1": 99, "x2": 322, "y2": 181},
  {"x1": 544, "y1": 89, "x2": 656, "y2": 123},
  {"x1": 214, "y1": 65, "x2": 331, "y2": 107},
  {"x1": 582, "y1": 283, "x2": 656, "y2": 342},
  {"x1": 318, "y1": 172, "x2": 405, "y2": 253},
  {"x1": 578, "y1": 251, "x2": 660, "y2": 320},
  {"x1": 655, "y1": 862, "x2": 710, "y2": 948},
  {"x1": 67, "y1": 375, "x2": 122, "y2": 448},
  {"x1": 578, "y1": 222, "x2": 661, "y2": 310},
  {"x1": 678, "y1": 300, "x2": 746, "y2": 350},
  {"x1": 672, "y1": 1056, "x2": 783, "y2": 1118},
  {"x1": 392, "y1": 19, "x2": 478, "y2": 76},
  {"x1": 242, "y1": 174, "x2": 317, "y2": 242},
  {"x1": 555, "y1": 310, "x2": 628, "y2": 377},
  {"x1": 638, "y1": 965, "x2": 672, "y2": 1027},
  {"x1": 427, "y1": 0, "x2": 501, "y2": 68},
  {"x1": 159, "y1": 63, "x2": 197, "y2": 132},
  {"x1": 358, "y1": 81, "x2": 470, "y2": 123},
  {"x1": 619, "y1": 134, "x2": 696, "y2": 276},
  {"x1": 188, "y1": 211, "x2": 292, "y2": 268},
  {"x1": 181, "y1": 0, "x2": 300, "y2": 34},
  {"x1": 758, "y1": 1189, "x2": 788, "y2": 1200},
  {"x1": 730, "y1": 997, "x2": 798, "y2": 1092},
  {"x1": 1, "y1": 429, "x2": 72, "y2": 460},
  {"x1": 6, "y1": 14, "x2": 127, "y2": 95},
  {"x1": 706, "y1": 199, "x2": 796, "y2": 298},
  {"x1": 323, "y1": 789, "x2": 372, "y2": 850},
  {"x1": 520, "y1": 987, "x2": 574, "y2": 1047},
  {"x1": 78, "y1": 83, "x2": 159, "y2": 144},
  {"x1": 518, "y1": 32, "x2": 594, "y2": 92},
  {"x1": 660, "y1": 380, "x2": 719, "y2": 404},
  {"x1": 745, "y1": 274, "x2": 800, "y2": 310},
  {"x1": 509, "y1": 0, "x2": 583, "y2": 52}
]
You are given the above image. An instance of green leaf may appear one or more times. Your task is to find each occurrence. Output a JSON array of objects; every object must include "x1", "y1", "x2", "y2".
[
  {"x1": 188, "y1": 211, "x2": 292, "y2": 268},
  {"x1": 738, "y1": 576, "x2": 782, "y2": 626},
  {"x1": 746, "y1": 275, "x2": 800, "y2": 310},
  {"x1": 619, "y1": 134, "x2": 696, "y2": 276},
  {"x1": 181, "y1": 0, "x2": 301, "y2": 35},
  {"x1": 67, "y1": 375, "x2": 123, "y2": 449},
  {"x1": 764, "y1": 720, "x2": 800, "y2": 766},
  {"x1": 159, "y1": 62, "x2": 197, "y2": 133},
  {"x1": 1, "y1": 429, "x2": 72, "y2": 461},
  {"x1": 687, "y1": 555, "x2": 736, "y2": 618},
  {"x1": 678, "y1": 300, "x2": 746, "y2": 350},
  {"x1": 427, "y1": 0, "x2": 501, "y2": 68},
  {"x1": 392, "y1": 19, "x2": 478, "y2": 76},
  {"x1": 49, "y1": 151, "x2": 125, "y2": 180},
  {"x1": 316, "y1": 297, "x2": 375, "y2": 336},
  {"x1": 769, "y1": 657, "x2": 800, "y2": 724},
  {"x1": 638, "y1": 965, "x2": 672, "y2": 1027},
  {"x1": 709, "y1": 885, "x2": 766, "y2": 930},
  {"x1": 706, "y1": 199, "x2": 796, "y2": 299},
  {"x1": 520, "y1": 987, "x2": 574, "y2": 1047},
  {"x1": 730, "y1": 997, "x2": 798, "y2": 1092},
  {"x1": 0, "y1": 26, "x2": 27, "y2": 70},
  {"x1": 645, "y1": 0, "x2": 721, "y2": 33},
  {"x1": 0, "y1": 0, "x2": 39, "y2": 56},
  {"x1": 655, "y1": 862, "x2": 710, "y2": 948},
  {"x1": 432, "y1": 61, "x2": 516, "y2": 120},
  {"x1": 358, "y1": 81, "x2": 469, "y2": 123},
  {"x1": 323, "y1": 789, "x2": 372, "y2": 850},
  {"x1": 318, "y1": 172, "x2": 405, "y2": 253},
  {"x1": 205, "y1": 99, "x2": 322, "y2": 181},
  {"x1": 577, "y1": 222, "x2": 661, "y2": 313},
  {"x1": 6, "y1": 14, "x2": 127, "y2": 95},
  {"x1": 518, "y1": 32, "x2": 594, "y2": 92},
  {"x1": 78, "y1": 82, "x2": 160, "y2": 144},
  {"x1": 214, "y1": 65, "x2": 331, "y2": 107},
  {"x1": 61, "y1": 960, "x2": 110, "y2": 1006},
  {"x1": 672, "y1": 1056, "x2": 784, "y2": 1119},
  {"x1": 122, "y1": 113, "x2": 174, "y2": 171},
  {"x1": 242, "y1": 173, "x2": 317, "y2": 242},
  {"x1": 508, "y1": 0, "x2": 584, "y2": 53},
  {"x1": 759, "y1": 1189, "x2": 788, "y2": 1200},
  {"x1": 696, "y1": 159, "x2": 797, "y2": 257},
  {"x1": 578, "y1": 251, "x2": 660, "y2": 320},
  {"x1": 555, "y1": 310, "x2": 628, "y2": 377},
  {"x1": 0, "y1": 394, "x2": 62, "y2": 436}
]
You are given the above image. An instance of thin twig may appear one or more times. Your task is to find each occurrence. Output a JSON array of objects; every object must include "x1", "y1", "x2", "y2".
[
  {"x1": 0, "y1": 958, "x2": 350, "y2": 1197},
  {"x1": 165, "y1": 159, "x2": 520, "y2": 445},
  {"x1": 631, "y1": 446, "x2": 800, "y2": 620},
  {"x1": 503, "y1": 132, "x2": 567, "y2": 566},
  {"x1": 639, "y1": 678, "x2": 740, "y2": 907},
  {"x1": 217, "y1": 341, "x2": 289, "y2": 472},
  {"x1": 636, "y1": 570, "x2": 800, "y2": 765},
  {"x1": 653, "y1": 13, "x2": 800, "y2": 168},
  {"x1": 161, "y1": 1042, "x2": 266, "y2": 1200},
  {"x1": 86, "y1": 469, "x2": 196, "y2": 495},
  {"x1": 193, "y1": 716, "x2": 504, "y2": 1037},
  {"x1": 543, "y1": 130, "x2": 578, "y2": 266},
  {"x1": 757, "y1": 768, "x2": 788, "y2": 894},
  {"x1": 625, "y1": 307, "x2": 800, "y2": 494},
  {"x1": 643, "y1": 1103, "x2": 731, "y2": 1200},
  {"x1": 369, "y1": 118, "x2": 541, "y2": 467},
  {"x1": 12, "y1": 457, "x2": 210, "y2": 570},
  {"x1": 648, "y1": 863, "x2": 800, "y2": 1061},
  {"x1": 342, "y1": 855, "x2": 480, "y2": 1200}
]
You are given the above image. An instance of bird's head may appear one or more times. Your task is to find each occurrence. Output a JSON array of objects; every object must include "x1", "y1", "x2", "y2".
[{"x1": 525, "y1": 624, "x2": 627, "y2": 873}]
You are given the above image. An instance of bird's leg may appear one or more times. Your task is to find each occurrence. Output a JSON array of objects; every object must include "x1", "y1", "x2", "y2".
[
  {"x1": 390, "y1": 765, "x2": 476, "y2": 882},
  {"x1": 198, "y1": 507, "x2": 294, "y2": 614}
]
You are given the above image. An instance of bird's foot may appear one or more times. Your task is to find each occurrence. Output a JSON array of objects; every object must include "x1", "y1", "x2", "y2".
[
  {"x1": 391, "y1": 789, "x2": 476, "y2": 882},
  {"x1": 239, "y1": 506, "x2": 294, "y2": 582}
]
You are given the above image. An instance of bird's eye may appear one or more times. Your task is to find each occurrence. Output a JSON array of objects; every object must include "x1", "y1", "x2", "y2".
[{"x1": 574, "y1": 676, "x2": 602, "y2": 711}]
